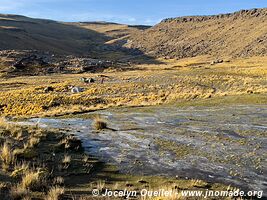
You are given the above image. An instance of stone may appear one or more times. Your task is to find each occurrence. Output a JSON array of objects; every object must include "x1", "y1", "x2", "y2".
[
  {"x1": 44, "y1": 86, "x2": 54, "y2": 93},
  {"x1": 71, "y1": 86, "x2": 84, "y2": 93}
]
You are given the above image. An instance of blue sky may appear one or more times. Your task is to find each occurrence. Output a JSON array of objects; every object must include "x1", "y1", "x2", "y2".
[{"x1": 0, "y1": 0, "x2": 266, "y2": 25}]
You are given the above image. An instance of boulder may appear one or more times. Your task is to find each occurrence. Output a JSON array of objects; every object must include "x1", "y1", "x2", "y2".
[
  {"x1": 44, "y1": 86, "x2": 54, "y2": 93},
  {"x1": 210, "y1": 59, "x2": 224, "y2": 65},
  {"x1": 71, "y1": 86, "x2": 84, "y2": 93},
  {"x1": 80, "y1": 77, "x2": 95, "y2": 83}
]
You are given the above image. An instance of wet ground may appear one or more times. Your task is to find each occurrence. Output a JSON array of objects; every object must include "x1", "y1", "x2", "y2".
[{"x1": 22, "y1": 105, "x2": 267, "y2": 192}]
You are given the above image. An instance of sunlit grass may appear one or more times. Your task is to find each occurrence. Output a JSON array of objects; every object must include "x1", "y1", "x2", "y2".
[{"x1": 0, "y1": 56, "x2": 266, "y2": 117}]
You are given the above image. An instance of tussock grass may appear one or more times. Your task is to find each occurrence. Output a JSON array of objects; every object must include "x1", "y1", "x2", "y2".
[
  {"x1": 53, "y1": 177, "x2": 64, "y2": 186},
  {"x1": 20, "y1": 170, "x2": 44, "y2": 191},
  {"x1": 96, "y1": 180, "x2": 106, "y2": 191},
  {"x1": 27, "y1": 137, "x2": 40, "y2": 148},
  {"x1": 93, "y1": 115, "x2": 107, "y2": 130},
  {"x1": 0, "y1": 56, "x2": 266, "y2": 117},
  {"x1": 62, "y1": 154, "x2": 71, "y2": 169},
  {"x1": 82, "y1": 155, "x2": 89, "y2": 163},
  {"x1": 45, "y1": 186, "x2": 65, "y2": 200},
  {"x1": 62, "y1": 154, "x2": 71, "y2": 164},
  {"x1": 10, "y1": 185, "x2": 30, "y2": 200},
  {"x1": 0, "y1": 117, "x2": 9, "y2": 128},
  {"x1": 0, "y1": 142, "x2": 14, "y2": 171},
  {"x1": 11, "y1": 162, "x2": 30, "y2": 178},
  {"x1": 190, "y1": 179, "x2": 208, "y2": 188}
]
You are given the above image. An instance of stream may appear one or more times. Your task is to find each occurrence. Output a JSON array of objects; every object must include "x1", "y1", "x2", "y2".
[{"x1": 19, "y1": 105, "x2": 267, "y2": 192}]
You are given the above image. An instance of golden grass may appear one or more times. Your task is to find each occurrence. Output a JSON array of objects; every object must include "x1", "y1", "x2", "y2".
[
  {"x1": 190, "y1": 179, "x2": 208, "y2": 188},
  {"x1": 96, "y1": 180, "x2": 106, "y2": 191},
  {"x1": 52, "y1": 177, "x2": 64, "y2": 186},
  {"x1": 10, "y1": 184, "x2": 30, "y2": 200},
  {"x1": 21, "y1": 170, "x2": 42, "y2": 190},
  {"x1": 27, "y1": 137, "x2": 40, "y2": 148},
  {"x1": 11, "y1": 162, "x2": 30, "y2": 178},
  {"x1": 0, "y1": 56, "x2": 266, "y2": 117},
  {"x1": 93, "y1": 115, "x2": 107, "y2": 130},
  {"x1": 44, "y1": 186, "x2": 65, "y2": 200},
  {"x1": 62, "y1": 154, "x2": 71, "y2": 164},
  {"x1": 0, "y1": 142, "x2": 14, "y2": 170},
  {"x1": 62, "y1": 154, "x2": 71, "y2": 169}
]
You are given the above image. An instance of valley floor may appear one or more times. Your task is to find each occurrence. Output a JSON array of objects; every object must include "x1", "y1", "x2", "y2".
[
  {"x1": 0, "y1": 56, "x2": 266, "y2": 199},
  {"x1": 0, "y1": 56, "x2": 266, "y2": 118}
]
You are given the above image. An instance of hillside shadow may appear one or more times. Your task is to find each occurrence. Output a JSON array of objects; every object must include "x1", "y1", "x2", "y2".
[
  {"x1": 128, "y1": 24, "x2": 151, "y2": 30},
  {"x1": 0, "y1": 16, "x2": 161, "y2": 65},
  {"x1": 65, "y1": 23, "x2": 160, "y2": 65}
]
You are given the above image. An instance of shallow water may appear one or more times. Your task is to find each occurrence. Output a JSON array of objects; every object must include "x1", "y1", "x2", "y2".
[{"x1": 22, "y1": 105, "x2": 267, "y2": 192}]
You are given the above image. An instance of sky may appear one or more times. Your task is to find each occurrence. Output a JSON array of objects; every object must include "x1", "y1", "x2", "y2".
[{"x1": 0, "y1": 0, "x2": 267, "y2": 25}]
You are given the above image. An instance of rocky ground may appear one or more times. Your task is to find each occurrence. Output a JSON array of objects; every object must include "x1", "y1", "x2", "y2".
[{"x1": 0, "y1": 50, "x2": 135, "y2": 77}]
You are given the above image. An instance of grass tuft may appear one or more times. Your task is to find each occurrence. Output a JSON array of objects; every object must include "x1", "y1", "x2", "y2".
[
  {"x1": 93, "y1": 115, "x2": 107, "y2": 130},
  {"x1": 21, "y1": 170, "x2": 43, "y2": 191},
  {"x1": 62, "y1": 154, "x2": 71, "y2": 169},
  {"x1": 45, "y1": 186, "x2": 65, "y2": 200},
  {"x1": 10, "y1": 185, "x2": 30, "y2": 200},
  {"x1": 0, "y1": 142, "x2": 14, "y2": 171},
  {"x1": 11, "y1": 162, "x2": 30, "y2": 178},
  {"x1": 27, "y1": 137, "x2": 40, "y2": 148}
]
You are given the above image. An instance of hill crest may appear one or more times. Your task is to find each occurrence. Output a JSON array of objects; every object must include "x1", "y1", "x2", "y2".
[{"x1": 126, "y1": 8, "x2": 267, "y2": 59}]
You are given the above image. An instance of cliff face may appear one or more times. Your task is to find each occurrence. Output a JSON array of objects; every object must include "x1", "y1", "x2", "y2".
[{"x1": 126, "y1": 8, "x2": 267, "y2": 59}]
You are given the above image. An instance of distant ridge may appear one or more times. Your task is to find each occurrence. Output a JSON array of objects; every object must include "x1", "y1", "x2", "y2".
[
  {"x1": 127, "y1": 8, "x2": 267, "y2": 59},
  {"x1": 0, "y1": 8, "x2": 267, "y2": 59},
  {"x1": 161, "y1": 8, "x2": 267, "y2": 23}
]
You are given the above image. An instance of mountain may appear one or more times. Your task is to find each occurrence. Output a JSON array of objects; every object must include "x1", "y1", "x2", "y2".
[{"x1": 126, "y1": 8, "x2": 267, "y2": 59}]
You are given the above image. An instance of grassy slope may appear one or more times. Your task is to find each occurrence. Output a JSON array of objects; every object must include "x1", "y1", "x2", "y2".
[
  {"x1": 128, "y1": 8, "x2": 267, "y2": 59},
  {"x1": 0, "y1": 15, "x2": 138, "y2": 56}
]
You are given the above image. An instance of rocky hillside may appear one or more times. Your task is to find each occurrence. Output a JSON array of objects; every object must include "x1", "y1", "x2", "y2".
[{"x1": 126, "y1": 8, "x2": 267, "y2": 59}]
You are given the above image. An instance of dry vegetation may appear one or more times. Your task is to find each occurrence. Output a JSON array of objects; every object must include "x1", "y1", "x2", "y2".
[
  {"x1": 128, "y1": 8, "x2": 267, "y2": 59},
  {"x1": 0, "y1": 8, "x2": 266, "y2": 199},
  {"x1": 0, "y1": 119, "x2": 233, "y2": 200},
  {"x1": 93, "y1": 115, "x2": 107, "y2": 130},
  {"x1": 0, "y1": 56, "x2": 266, "y2": 117}
]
